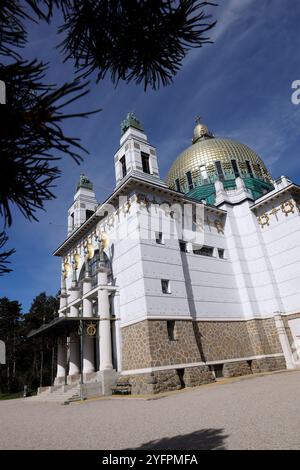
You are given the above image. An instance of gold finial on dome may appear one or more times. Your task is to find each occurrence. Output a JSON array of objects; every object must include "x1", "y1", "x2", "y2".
[{"x1": 193, "y1": 116, "x2": 213, "y2": 144}]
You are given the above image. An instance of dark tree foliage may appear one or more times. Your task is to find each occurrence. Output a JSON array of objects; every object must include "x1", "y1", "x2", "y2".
[
  {"x1": 59, "y1": 0, "x2": 217, "y2": 90},
  {"x1": 0, "y1": 60, "x2": 99, "y2": 227},
  {"x1": 0, "y1": 293, "x2": 59, "y2": 394},
  {"x1": 0, "y1": 232, "x2": 15, "y2": 275}
]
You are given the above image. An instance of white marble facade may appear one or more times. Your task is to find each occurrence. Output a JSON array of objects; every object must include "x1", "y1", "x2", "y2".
[{"x1": 53, "y1": 116, "x2": 300, "y2": 384}]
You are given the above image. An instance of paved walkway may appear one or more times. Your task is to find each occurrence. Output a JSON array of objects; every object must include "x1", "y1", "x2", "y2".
[{"x1": 1, "y1": 370, "x2": 300, "y2": 450}]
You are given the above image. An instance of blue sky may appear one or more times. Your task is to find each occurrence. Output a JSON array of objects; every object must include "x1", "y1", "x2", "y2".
[{"x1": 2, "y1": 0, "x2": 300, "y2": 312}]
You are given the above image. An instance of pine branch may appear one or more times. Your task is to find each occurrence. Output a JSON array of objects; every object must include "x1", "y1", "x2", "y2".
[{"x1": 0, "y1": 60, "x2": 101, "y2": 226}]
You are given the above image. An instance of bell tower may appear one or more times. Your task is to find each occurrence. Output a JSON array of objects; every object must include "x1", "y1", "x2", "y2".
[
  {"x1": 67, "y1": 174, "x2": 98, "y2": 235},
  {"x1": 114, "y1": 113, "x2": 163, "y2": 187}
]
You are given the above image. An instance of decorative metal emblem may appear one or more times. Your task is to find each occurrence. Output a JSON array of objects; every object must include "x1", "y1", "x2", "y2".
[
  {"x1": 86, "y1": 322, "x2": 97, "y2": 336},
  {"x1": 257, "y1": 213, "x2": 270, "y2": 228},
  {"x1": 270, "y1": 206, "x2": 280, "y2": 221},
  {"x1": 281, "y1": 200, "x2": 295, "y2": 217},
  {"x1": 214, "y1": 218, "x2": 224, "y2": 234}
]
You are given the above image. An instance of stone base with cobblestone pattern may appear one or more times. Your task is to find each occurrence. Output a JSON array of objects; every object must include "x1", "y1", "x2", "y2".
[
  {"x1": 184, "y1": 365, "x2": 215, "y2": 387},
  {"x1": 222, "y1": 361, "x2": 253, "y2": 378},
  {"x1": 251, "y1": 356, "x2": 286, "y2": 373},
  {"x1": 122, "y1": 365, "x2": 215, "y2": 395}
]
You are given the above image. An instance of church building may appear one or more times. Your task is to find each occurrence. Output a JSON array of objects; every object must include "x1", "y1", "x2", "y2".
[{"x1": 30, "y1": 113, "x2": 300, "y2": 396}]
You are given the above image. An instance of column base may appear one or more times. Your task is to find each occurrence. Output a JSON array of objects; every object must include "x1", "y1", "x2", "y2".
[
  {"x1": 67, "y1": 373, "x2": 81, "y2": 385},
  {"x1": 97, "y1": 369, "x2": 118, "y2": 395},
  {"x1": 54, "y1": 376, "x2": 66, "y2": 386}
]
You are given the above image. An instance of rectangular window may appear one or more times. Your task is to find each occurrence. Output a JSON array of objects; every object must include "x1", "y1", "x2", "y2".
[
  {"x1": 161, "y1": 279, "x2": 171, "y2": 294},
  {"x1": 200, "y1": 165, "x2": 209, "y2": 183},
  {"x1": 70, "y1": 213, "x2": 74, "y2": 229},
  {"x1": 231, "y1": 159, "x2": 240, "y2": 178},
  {"x1": 156, "y1": 232, "x2": 164, "y2": 244},
  {"x1": 179, "y1": 241, "x2": 187, "y2": 253},
  {"x1": 215, "y1": 161, "x2": 224, "y2": 181},
  {"x1": 141, "y1": 152, "x2": 151, "y2": 174},
  {"x1": 167, "y1": 320, "x2": 176, "y2": 341},
  {"x1": 86, "y1": 209, "x2": 94, "y2": 221},
  {"x1": 175, "y1": 178, "x2": 181, "y2": 192},
  {"x1": 218, "y1": 248, "x2": 225, "y2": 259},
  {"x1": 193, "y1": 245, "x2": 214, "y2": 257},
  {"x1": 120, "y1": 156, "x2": 127, "y2": 178},
  {"x1": 186, "y1": 171, "x2": 193, "y2": 190},
  {"x1": 246, "y1": 160, "x2": 254, "y2": 178}
]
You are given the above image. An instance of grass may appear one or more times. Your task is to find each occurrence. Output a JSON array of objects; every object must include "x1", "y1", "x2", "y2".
[
  {"x1": 0, "y1": 391, "x2": 24, "y2": 400},
  {"x1": 0, "y1": 390, "x2": 37, "y2": 400}
]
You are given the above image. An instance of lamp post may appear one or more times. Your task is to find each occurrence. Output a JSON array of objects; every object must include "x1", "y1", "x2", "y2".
[{"x1": 79, "y1": 317, "x2": 84, "y2": 400}]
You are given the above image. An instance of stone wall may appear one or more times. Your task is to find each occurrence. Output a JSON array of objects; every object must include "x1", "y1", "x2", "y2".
[
  {"x1": 251, "y1": 356, "x2": 286, "y2": 373},
  {"x1": 121, "y1": 321, "x2": 152, "y2": 370},
  {"x1": 246, "y1": 318, "x2": 282, "y2": 356},
  {"x1": 122, "y1": 365, "x2": 215, "y2": 395},
  {"x1": 222, "y1": 360, "x2": 252, "y2": 378},
  {"x1": 121, "y1": 318, "x2": 286, "y2": 381}
]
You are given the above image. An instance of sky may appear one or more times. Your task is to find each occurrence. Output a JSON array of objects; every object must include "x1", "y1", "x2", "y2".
[{"x1": 2, "y1": 0, "x2": 300, "y2": 312}]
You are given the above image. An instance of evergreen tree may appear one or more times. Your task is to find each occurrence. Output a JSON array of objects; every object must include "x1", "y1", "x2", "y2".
[
  {"x1": 0, "y1": 297, "x2": 23, "y2": 393},
  {"x1": 0, "y1": 293, "x2": 59, "y2": 394}
]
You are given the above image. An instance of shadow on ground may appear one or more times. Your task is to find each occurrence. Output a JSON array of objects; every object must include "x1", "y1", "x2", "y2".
[{"x1": 131, "y1": 428, "x2": 227, "y2": 450}]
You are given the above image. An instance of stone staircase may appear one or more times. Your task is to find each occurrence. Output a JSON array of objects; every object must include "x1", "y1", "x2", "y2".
[{"x1": 25, "y1": 384, "x2": 81, "y2": 403}]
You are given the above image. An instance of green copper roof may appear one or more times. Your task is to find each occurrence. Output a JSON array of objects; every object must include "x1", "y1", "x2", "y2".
[
  {"x1": 186, "y1": 177, "x2": 274, "y2": 205},
  {"x1": 121, "y1": 112, "x2": 144, "y2": 135},
  {"x1": 76, "y1": 173, "x2": 93, "y2": 191}
]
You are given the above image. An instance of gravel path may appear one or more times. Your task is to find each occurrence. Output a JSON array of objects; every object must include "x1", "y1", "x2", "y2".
[{"x1": 1, "y1": 370, "x2": 300, "y2": 450}]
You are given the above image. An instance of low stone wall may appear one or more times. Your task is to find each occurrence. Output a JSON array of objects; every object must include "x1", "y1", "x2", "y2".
[
  {"x1": 122, "y1": 365, "x2": 215, "y2": 395},
  {"x1": 184, "y1": 365, "x2": 215, "y2": 387},
  {"x1": 251, "y1": 356, "x2": 286, "y2": 373},
  {"x1": 222, "y1": 360, "x2": 252, "y2": 378}
]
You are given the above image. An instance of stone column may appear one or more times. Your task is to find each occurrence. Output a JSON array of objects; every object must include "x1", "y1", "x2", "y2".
[
  {"x1": 98, "y1": 268, "x2": 113, "y2": 371},
  {"x1": 56, "y1": 337, "x2": 66, "y2": 382},
  {"x1": 274, "y1": 313, "x2": 295, "y2": 369},
  {"x1": 69, "y1": 331, "x2": 80, "y2": 376},
  {"x1": 68, "y1": 287, "x2": 80, "y2": 317},
  {"x1": 59, "y1": 275, "x2": 68, "y2": 316},
  {"x1": 82, "y1": 277, "x2": 95, "y2": 374},
  {"x1": 82, "y1": 276, "x2": 93, "y2": 317}
]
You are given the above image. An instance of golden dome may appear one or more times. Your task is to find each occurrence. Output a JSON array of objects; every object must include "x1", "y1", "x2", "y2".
[{"x1": 166, "y1": 120, "x2": 271, "y2": 192}]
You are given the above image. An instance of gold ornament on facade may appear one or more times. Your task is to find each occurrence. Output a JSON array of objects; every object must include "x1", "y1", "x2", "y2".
[
  {"x1": 73, "y1": 252, "x2": 81, "y2": 270},
  {"x1": 281, "y1": 200, "x2": 295, "y2": 217},
  {"x1": 214, "y1": 218, "x2": 225, "y2": 234},
  {"x1": 257, "y1": 213, "x2": 270, "y2": 228},
  {"x1": 86, "y1": 241, "x2": 94, "y2": 259},
  {"x1": 270, "y1": 206, "x2": 280, "y2": 221},
  {"x1": 86, "y1": 322, "x2": 97, "y2": 336},
  {"x1": 122, "y1": 199, "x2": 131, "y2": 214},
  {"x1": 98, "y1": 231, "x2": 109, "y2": 252},
  {"x1": 63, "y1": 259, "x2": 71, "y2": 278}
]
